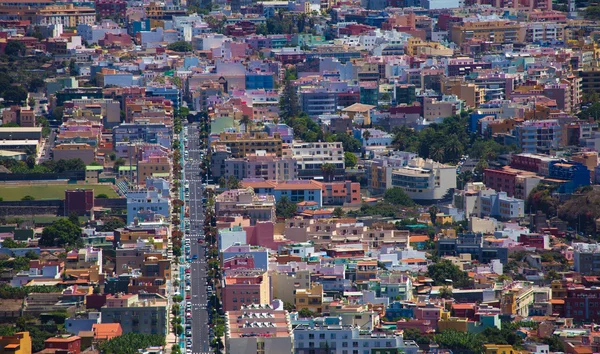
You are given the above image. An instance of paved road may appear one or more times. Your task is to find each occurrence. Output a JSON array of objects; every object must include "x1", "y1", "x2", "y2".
[{"x1": 184, "y1": 123, "x2": 211, "y2": 354}]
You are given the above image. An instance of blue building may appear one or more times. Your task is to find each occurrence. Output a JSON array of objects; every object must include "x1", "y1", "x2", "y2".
[
  {"x1": 479, "y1": 191, "x2": 525, "y2": 219},
  {"x1": 245, "y1": 73, "x2": 275, "y2": 90},
  {"x1": 469, "y1": 112, "x2": 496, "y2": 133},
  {"x1": 437, "y1": 232, "x2": 508, "y2": 264},
  {"x1": 548, "y1": 160, "x2": 590, "y2": 193},
  {"x1": 146, "y1": 86, "x2": 181, "y2": 110},
  {"x1": 385, "y1": 301, "x2": 415, "y2": 320}
]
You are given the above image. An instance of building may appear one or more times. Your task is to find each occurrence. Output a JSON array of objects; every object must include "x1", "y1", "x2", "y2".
[
  {"x1": 290, "y1": 141, "x2": 345, "y2": 181},
  {"x1": 64, "y1": 189, "x2": 94, "y2": 216},
  {"x1": 450, "y1": 20, "x2": 524, "y2": 45},
  {"x1": 437, "y1": 233, "x2": 508, "y2": 264},
  {"x1": 0, "y1": 332, "x2": 31, "y2": 354},
  {"x1": 225, "y1": 303, "x2": 293, "y2": 354},
  {"x1": 2, "y1": 107, "x2": 35, "y2": 127},
  {"x1": 222, "y1": 270, "x2": 270, "y2": 312},
  {"x1": 293, "y1": 324, "x2": 419, "y2": 354},
  {"x1": 573, "y1": 243, "x2": 600, "y2": 275},
  {"x1": 479, "y1": 191, "x2": 525, "y2": 219},
  {"x1": 224, "y1": 151, "x2": 297, "y2": 182},
  {"x1": 101, "y1": 293, "x2": 168, "y2": 335},
  {"x1": 215, "y1": 189, "x2": 276, "y2": 225},
  {"x1": 36, "y1": 4, "x2": 95, "y2": 27},
  {"x1": 241, "y1": 179, "x2": 323, "y2": 207},
  {"x1": 52, "y1": 143, "x2": 95, "y2": 165},
  {"x1": 515, "y1": 120, "x2": 562, "y2": 154},
  {"x1": 43, "y1": 336, "x2": 81, "y2": 354},
  {"x1": 213, "y1": 132, "x2": 283, "y2": 158},
  {"x1": 390, "y1": 157, "x2": 456, "y2": 201},
  {"x1": 126, "y1": 189, "x2": 171, "y2": 224},
  {"x1": 294, "y1": 283, "x2": 323, "y2": 314}
]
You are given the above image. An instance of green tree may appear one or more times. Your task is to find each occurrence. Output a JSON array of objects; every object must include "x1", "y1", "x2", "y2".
[
  {"x1": 320, "y1": 163, "x2": 336, "y2": 182},
  {"x1": 2, "y1": 86, "x2": 28, "y2": 104},
  {"x1": 167, "y1": 41, "x2": 192, "y2": 52},
  {"x1": 383, "y1": 187, "x2": 415, "y2": 207},
  {"x1": 21, "y1": 195, "x2": 35, "y2": 201},
  {"x1": 100, "y1": 217, "x2": 126, "y2": 232},
  {"x1": 333, "y1": 207, "x2": 345, "y2": 218},
  {"x1": 239, "y1": 115, "x2": 252, "y2": 133},
  {"x1": 344, "y1": 152, "x2": 358, "y2": 168},
  {"x1": 39, "y1": 218, "x2": 83, "y2": 248},
  {"x1": 99, "y1": 333, "x2": 166, "y2": 354},
  {"x1": 438, "y1": 286, "x2": 453, "y2": 299},
  {"x1": 68, "y1": 212, "x2": 80, "y2": 226},
  {"x1": 279, "y1": 79, "x2": 300, "y2": 122},
  {"x1": 434, "y1": 330, "x2": 483, "y2": 352},
  {"x1": 52, "y1": 106, "x2": 64, "y2": 122},
  {"x1": 427, "y1": 259, "x2": 471, "y2": 288},
  {"x1": 585, "y1": 5, "x2": 600, "y2": 20},
  {"x1": 226, "y1": 176, "x2": 241, "y2": 189},
  {"x1": 298, "y1": 308, "x2": 315, "y2": 318},
  {"x1": 4, "y1": 41, "x2": 26, "y2": 56},
  {"x1": 1, "y1": 238, "x2": 27, "y2": 248},
  {"x1": 276, "y1": 196, "x2": 297, "y2": 218},
  {"x1": 96, "y1": 193, "x2": 109, "y2": 198}
]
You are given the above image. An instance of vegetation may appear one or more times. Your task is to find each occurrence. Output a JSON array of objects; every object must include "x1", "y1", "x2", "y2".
[
  {"x1": 99, "y1": 217, "x2": 126, "y2": 232},
  {"x1": 99, "y1": 333, "x2": 166, "y2": 354},
  {"x1": 348, "y1": 202, "x2": 399, "y2": 218},
  {"x1": 0, "y1": 284, "x2": 63, "y2": 299},
  {"x1": 298, "y1": 308, "x2": 316, "y2": 318},
  {"x1": 38, "y1": 218, "x2": 83, "y2": 248},
  {"x1": 0, "y1": 158, "x2": 86, "y2": 174},
  {"x1": 556, "y1": 188, "x2": 600, "y2": 236},
  {"x1": 1, "y1": 238, "x2": 27, "y2": 248},
  {"x1": 526, "y1": 184, "x2": 559, "y2": 218},
  {"x1": 167, "y1": 41, "x2": 193, "y2": 52},
  {"x1": 275, "y1": 196, "x2": 297, "y2": 218},
  {"x1": 383, "y1": 187, "x2": 415, "y2": 207},
  {"x1": 344, "y1": 152, "x2": 358, "y2": 168},
  {"x1": 427, "y1": 259, "x2": 471, "y2": 288},
  {"x1": 0, "y1": 184, "x2": 118, "y2": 201}
]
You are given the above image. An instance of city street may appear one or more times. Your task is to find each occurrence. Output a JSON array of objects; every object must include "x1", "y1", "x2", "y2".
[{"x1": 184, "y1": 123, "x2": 211, "y2": 354}]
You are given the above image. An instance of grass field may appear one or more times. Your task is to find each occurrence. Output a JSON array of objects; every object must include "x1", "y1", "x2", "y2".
[{"x1": 1, "y1": 184, "x2": 119, "y2": 201}]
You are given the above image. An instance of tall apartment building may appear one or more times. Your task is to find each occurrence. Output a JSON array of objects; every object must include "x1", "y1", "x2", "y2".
[
  {"x1": 214, "y1": 189, "x2": 276, "y2": 225},
  {"x1": 450, "y1": 20, "x2": 524, "y2": 45},
  {"x1": 101, "y1": 293, "x2": 168, "y2": 335},
  {"x1": 225, "y1": 303, "x2": 294, "y2": 354},
  {"x1": 37, "y1": 4, "x2": 95, "y2": 27},
  {"x1": 213, "y1": 132, "x2": 283, "y2": 158},
  {"x1": 222, "y1": 270, "x2": 270, "y2": 312},
  {"x1": 515, "y1": 119, "x2": 562, "y2": 154},
  {"x1": 390, "y1": 157, "x2": 456, "y2": 201},
  {"x1": 224, "y1": 151, "x2": 297, "y2": 181},
  {"x1": 290, "y1": 141, "x2": 345, "y2": 181},
  {"x1": 573, "y1": 243, "x2": 600, "y2": 275},
  {"x1": 525, "y1": 23, "x2": 565, "y2": 44}
]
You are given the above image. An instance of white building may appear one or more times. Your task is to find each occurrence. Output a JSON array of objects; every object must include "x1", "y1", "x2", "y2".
[
  {"x1": 218, "y1": 226, "x2": 247, "y2": 252},
  {"x1": 225, "y1": 302, "x2": 294, "y2": 354},
  {"x1": 126, "y1": 189, "x2": 171, "y2": 224},
  {"x1": 291, "y1": 141, "x2": 345, "y2": 181},
  {"x1": 293, "y1": 324, "x2": 419, "y2": 354},
  {"x1": 390, "y1": 157, "x2": 456, "y2": 201}
]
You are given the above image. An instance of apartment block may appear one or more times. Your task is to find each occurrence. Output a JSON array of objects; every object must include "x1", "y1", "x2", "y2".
[
  {"x1": 224, "y1": 151, "x2": 297, "y2": 181},
  {"x1": 213, "y1": 132, "x2": 283, "y2": 158},
  {"x1": 390, "y1": 157, "x2": 456, "y2": 201},
  {"x1": 215, "y1": 189, "x2": 276, "y2": 225},
  {"x1": 52, "y1": 143, "x2": 95, "y2": 165},
  {"x1": 573, "y1": 243, "x2": 600, "y2": 275},
  {"x1": 100, "y1": 293, "x2": 168, "y2": 335},
  {"x1": 291, "y1": 141, "x2": 345, "y2": 181},
  {"x1": 126, "y1": 189, "x2": 171, "y2": 224},
  {"x1": 225, "y1": 303, "x2": 293, "y2": 354},
  {"x1": 450, "y1": 20, "x2": 524, "y2": 45},
  {"x1": 222, "y1": 270, "x2": 271, "y2": 312}
]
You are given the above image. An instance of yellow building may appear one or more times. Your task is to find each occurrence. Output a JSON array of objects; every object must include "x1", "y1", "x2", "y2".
[
  {"x1": 406, "y1": 37, "x2": 454, "y2": 57},
  {"x1": 437, "y1": 311, "x2": 469, "y2": 332},
  {"x1": 500, "y1": 282, "x2": 534, "y2": 316},
  {"x1": 295, "y1": 283, "x2": 324, "y2": 314},
  {"x1": 483, "y1": 344, "x2": 518, "y2": 354},
  {"x1": 0, "y1": 332, "x2": 31, "y2": 354},
  {"x1": 435, "y1": 213, "x2": 453, "y2": 225},
  {"x1": 450, "y1": 21, "x2": 524, "y2": 45},
  {"x1": 213, "y1": 132, "x2": 283, "y2": 158},
  {"x1": 37, "y1": 4, "x2": 95, "y2": 27},
  {"x1": 137, "y1": 156, "x2": 171, "y2": 183}
]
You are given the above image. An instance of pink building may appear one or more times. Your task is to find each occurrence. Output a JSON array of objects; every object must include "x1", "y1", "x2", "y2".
[
  {"x1": 224, "y1": 151, "x2": 298, "y2": 182},
  {"x1": 244, "y1": 221, "x2": 287, "y2": 250},
  {"x1": 222, "y1": 270, "x2": 271, "y2": 312},
  {"x1": 414, "y1": 304, "x2": 442, "y2": 328}
]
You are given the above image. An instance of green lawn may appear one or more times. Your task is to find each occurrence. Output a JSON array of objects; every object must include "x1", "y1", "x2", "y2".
[{"x1": 1, "y1": 184, "x2": 119, "y2": 201}]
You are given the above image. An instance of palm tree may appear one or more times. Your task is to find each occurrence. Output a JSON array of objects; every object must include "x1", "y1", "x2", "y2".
[
  {"x1": 321, "y1": 163, "x2": 336, "y2": 182},
  {"x1": 362, "y1": 129, "x2": 371, "y2": 147},
  {"x1": 240, "y1": 115, "x2": 252, "y2": 133},
  {"x1": 430, "y1": 144, "x2": 445, "y2": 162}
]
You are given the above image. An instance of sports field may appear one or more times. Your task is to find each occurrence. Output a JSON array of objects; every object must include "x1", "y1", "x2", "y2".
[{"x1": 0, "y1": 184, "x2": 119, "y2": 201}]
